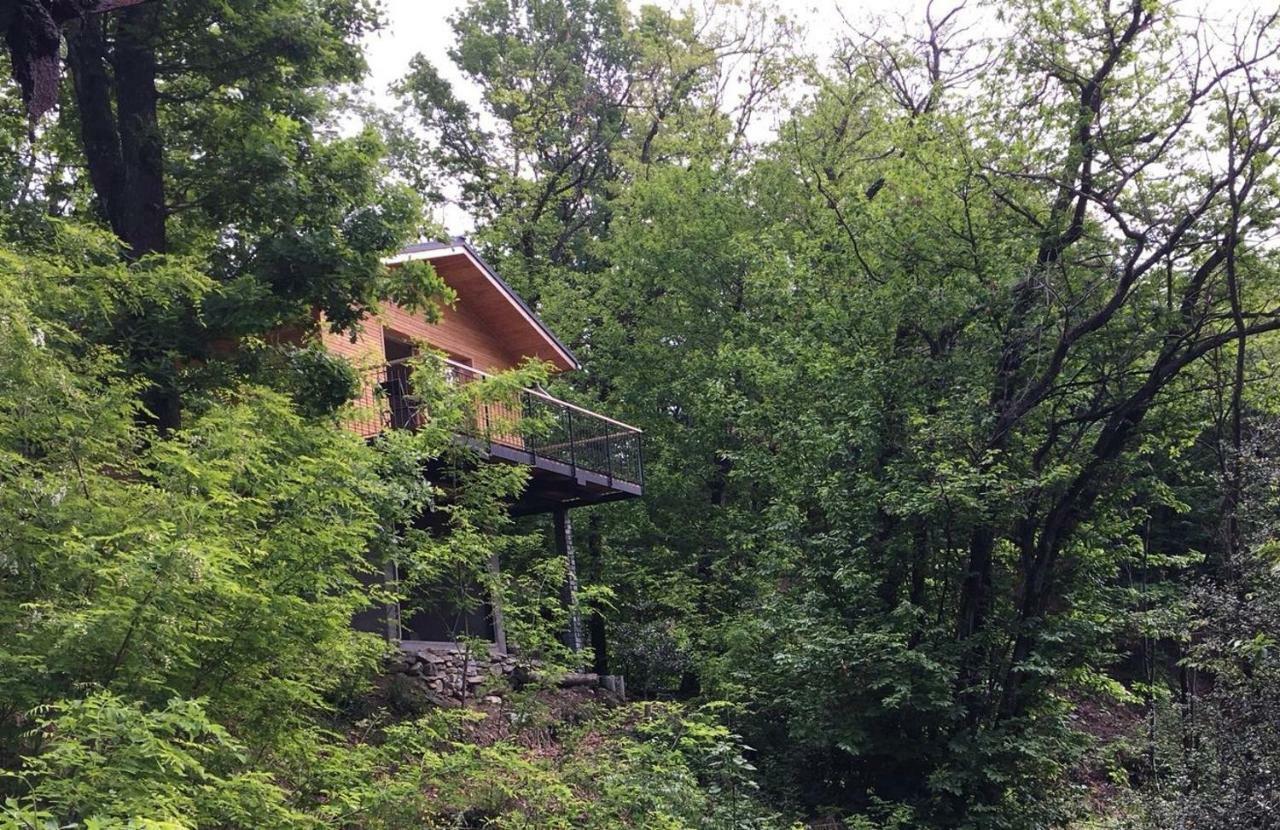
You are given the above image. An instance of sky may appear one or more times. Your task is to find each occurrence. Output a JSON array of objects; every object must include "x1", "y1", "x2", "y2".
[
  {"x1": 359, "y1": 0, "x2": 900, "y2": 231},
  {"x1": 361, "y1": 0, "x2": 1265, "y2": 115},
  {"x1": 361, "y1": 0, "x2": 864, "y2": 105},
  {"x1": 358, "y1": 0, "x2": 1266, "y2": 233},
  {"x1": 362, "y1": 0, "x2": 473, "y2": 103}
]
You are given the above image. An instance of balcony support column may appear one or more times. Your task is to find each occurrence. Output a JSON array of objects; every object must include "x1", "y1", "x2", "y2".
[
  {"x1": 553, "y1": 508, "x2": 584, "y2": 655},
  {"x1": 385, "y1": 560, "x2": 401, "y2": 642},
  {"x1": 487, "y1": 553, "x2": 508, "y2": 655}
]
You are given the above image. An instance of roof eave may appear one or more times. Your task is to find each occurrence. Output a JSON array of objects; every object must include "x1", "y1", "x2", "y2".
[{"x1": 383, "y1": 240, "x2": 581, "y2": 372}]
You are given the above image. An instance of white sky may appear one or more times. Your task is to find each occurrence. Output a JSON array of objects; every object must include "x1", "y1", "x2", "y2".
[
  {"x1": 361, "y1": 0, "x2": 867, "y2": 105},
  {"x1": 359, "y1": 0, "x2": 1267, "y2": 233},
  {"x1": 360, "y1": 0, "x2": 904, "y2": 232}
]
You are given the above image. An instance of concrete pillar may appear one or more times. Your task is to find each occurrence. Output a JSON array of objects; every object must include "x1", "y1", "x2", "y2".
[
  {"x1": 385, "y1": 559, "x2": 401, "y2": 642},
  {"x1": 553, "y1": 508, "x2": 584, "y2": 653},
  {"x1": 487, "y1": 553, "x2": 507, "y2": 655}
]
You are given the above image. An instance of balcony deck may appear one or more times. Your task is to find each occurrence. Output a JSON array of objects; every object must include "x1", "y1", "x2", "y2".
[{"x1": 347, "y1": 357, "x2": 643, "y2": 514}]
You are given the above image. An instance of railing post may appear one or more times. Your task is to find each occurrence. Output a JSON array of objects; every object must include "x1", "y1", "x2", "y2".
[
  {"x1": 522, "y1": 391, "x2": 534, "y2": 455},
  {"x1": 605, "y1": 428, "x2": 613, "y2": 485},
  {"x1": 524, "y1": 392, "x2": 537, "y2": 464},
  {"x1": 566, "y1": 408, "x2": 576, "y2": 474}
]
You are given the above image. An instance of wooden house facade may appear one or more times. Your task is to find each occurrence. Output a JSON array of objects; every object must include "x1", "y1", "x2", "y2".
[{"x1": 328, "y1": 239, "x2": 643, "y2": 652}]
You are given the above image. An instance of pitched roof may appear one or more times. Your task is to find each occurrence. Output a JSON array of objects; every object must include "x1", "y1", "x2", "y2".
[{"x1": 385, "y1": 237, "x2": 580, "y2": 372}]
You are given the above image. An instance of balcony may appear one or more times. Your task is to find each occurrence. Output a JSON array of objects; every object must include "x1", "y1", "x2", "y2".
[{"x1": 348, "y1": 357, "x2": 644, "y2": 513}]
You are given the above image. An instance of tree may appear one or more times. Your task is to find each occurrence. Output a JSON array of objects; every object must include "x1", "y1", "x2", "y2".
[
  {"x1": 394, "y1": 0, "x2": 795, "y2": 693},
  {"x1": 1, "y1": 225, "x2": 792, "y2": 830},
  {"x1": 1, "y1": 0, "x2": 148, "y2": 122},
  {"x1": 0, "y1": 3, "x2": 795, "y2": 827},
  {"x1": 442, "y1": 0, "x2": 1280, "y2": 824},
  {"x1": 708, "y1": 1, "x2": 1280, "y2": 822},
  {"x1": 394, "y1": 0, "x2": 791, "y2": 302},
  {"x1": 3, "y1": 0, "x2": 446, "y2": 429},
  {"x1": 9, "y1": 0, "x2": 1280, "y2": 825}
]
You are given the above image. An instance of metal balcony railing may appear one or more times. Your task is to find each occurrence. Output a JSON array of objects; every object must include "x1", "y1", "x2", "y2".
[{"x1": 347, "y1": 356, "x2": 644, "y2": 488}]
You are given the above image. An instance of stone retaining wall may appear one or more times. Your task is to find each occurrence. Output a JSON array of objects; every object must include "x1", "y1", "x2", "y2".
[
  {"x1": 387, "y1": 646, "x2": 519, "y2": 705},
  {"x1": 386, "y1": 645, "x2": 626, "y2": 706}
]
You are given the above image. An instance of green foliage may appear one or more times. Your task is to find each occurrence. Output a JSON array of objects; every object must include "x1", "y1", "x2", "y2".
[
  {"x1": 0, "y1": 0, "x2": 795, "y2": 825},
  {"x1": 7, "y1": 0, "x2": 1280, "y2": 827},
  {"x1": 1134, "y1": 423, "x2": 1280, "y2": 828},
  {"x1": 278, "y1": 700, "x2": 791, "y2": 830},
  {"x1": 394, "y1": 0, "x2": 789, "y2": 301},
  {"x1": 0, "y1": 230, "x2": 388, "y2": 747},
  {"x1": 274, "y1": 344, "x2": 363, "y2": 418},
  {"x1": 3, "y1": 693, "x2": 793, "y2": 829},
  {"x1": 0, "y1": 225, "x2": 783, "y2": 828},
  {"x1": 410, "y1": 1, "x2": 1280, "y2": 827},
  {"x1": 6, "y1": 0, "x2": 452, "y2": 426},
  {"x1": 4, "y1": 693, "x2": 304, "y2": 829}
]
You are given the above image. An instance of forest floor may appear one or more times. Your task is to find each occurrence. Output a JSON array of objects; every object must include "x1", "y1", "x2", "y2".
[{"x1": 1069, "y1": 693, "x2": 1147, "y2": 827}]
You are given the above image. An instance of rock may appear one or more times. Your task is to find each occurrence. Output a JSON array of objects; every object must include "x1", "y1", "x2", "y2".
[
  {"x1": 423, "y1": 690, "x2": 459, "y2": 708},
  {"x1": 388, "y1": 653, "x2": 416, "y2": 672},
  {"x1": 558, "y1": 672, "x2": 601, "y2": 688}
]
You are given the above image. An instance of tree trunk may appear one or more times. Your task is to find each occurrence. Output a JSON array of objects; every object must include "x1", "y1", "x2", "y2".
[
  {"x1": 67, "y1": 5, "x2": 179, "y2": 430},
  {"x1": 66, "y1": 14, "x2": 125, "y2": 237},
  {"x1": 4, "y1": 0, "x2": 62, "y2": 120},
  {"x1": 66, "y1": 5, "x2": 164, "y2": 258},
  {"x1": 554, "y1": 509, "x2": 585, "y2": 656},
  {"x1": 956, "y1": 525, "x2": 994, "y2": 641},
  {"x1": 112, "y1": 3, "x2": 164, "y2": 257}
]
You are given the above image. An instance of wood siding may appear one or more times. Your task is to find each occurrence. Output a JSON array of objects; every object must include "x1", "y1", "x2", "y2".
[
  {"x1": 317, "y1": 248, "x2": 574, "y2": 373},
  {"x1": 319, "y1": 250, "x2": 576, "y2": 439},
  {"x1": 325, "y1": 296, "x2": 535, "y2": 440},
  {"x1": 319, "y1": 297, "x2": 525, "y2": 374}
]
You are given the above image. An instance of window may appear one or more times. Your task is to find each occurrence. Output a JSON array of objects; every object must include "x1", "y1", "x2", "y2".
[{"x1": 383, "y1": 329, "x2": 415, "y2": 362}]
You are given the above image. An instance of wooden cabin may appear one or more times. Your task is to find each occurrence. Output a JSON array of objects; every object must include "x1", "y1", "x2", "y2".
[{"x1": 330, "y1": 238, "x2": 643, "y2": 652}]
